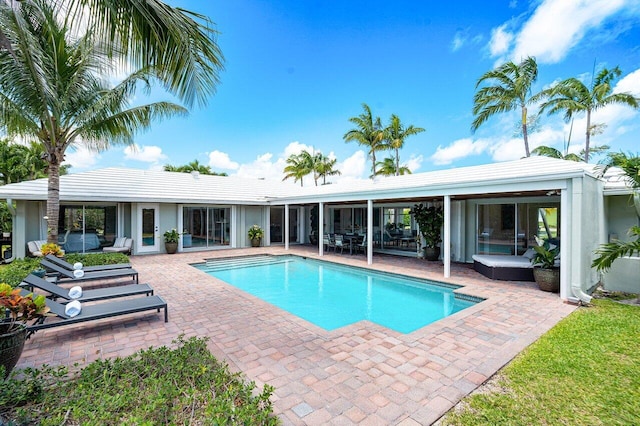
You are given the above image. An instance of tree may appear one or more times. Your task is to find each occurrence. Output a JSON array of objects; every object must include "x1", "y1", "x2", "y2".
[
  {"x1": 344, "y1": 103, "x2": 385, "y2": 179},
  {"x1": 375, "y1": 157, "x2": 412, "y2": 176},
  {"x1": 592, "y1": 153, "x2": 640, "y2": 287},
  {"x1": 0, "y1": 0, "x2": 196, "y2": 243},
  {"x1": 531, "y1": 145, "x2": 609, "y2": 162},
  {"x1": 282, "y1": 152, "x2": 311, "y2": 187},
  {"x1": 164, "y1": 159, "x2": 227, "y2": 176},
  {"x1": 315, "y1": 154, "x2": 341, "y2": 185},
  {"x1": 382, "y1": 114, "x2": 424, "y2": 176},
  {"x1": 539, "y1": 67, "x2": 639, "y2": 163},
  {"x1": 472, "y1": 57, "x2": 539, "y2": 157}
]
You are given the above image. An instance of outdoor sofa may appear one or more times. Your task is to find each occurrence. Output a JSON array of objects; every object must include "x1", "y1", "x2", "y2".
[{"x1": 472, "y1": 253, "x2": 535, "y2": 281}]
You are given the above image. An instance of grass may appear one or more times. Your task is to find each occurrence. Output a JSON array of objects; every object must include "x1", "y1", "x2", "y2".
[
  {"x1": 441, "y1": 299, "x2": 640, "y2": 425},
  {"x1": 1, "y1": 336, "x2": 278, "y2": 425}
]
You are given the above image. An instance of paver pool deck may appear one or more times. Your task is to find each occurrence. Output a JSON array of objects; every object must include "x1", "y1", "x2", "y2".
[{"x1": 17, "y1": 246, "x2": 577, "y2": 425}]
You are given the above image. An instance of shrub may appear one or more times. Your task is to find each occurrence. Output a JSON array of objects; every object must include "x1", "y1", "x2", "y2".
[
  {"x1": 65, "y1": 252, "x2": 130, "y2": 267},
  {"x1": 0, "y1": 336, "x2": 278, "y2": 425},
  {"x1": 0, "y1": 253, "x2": 130, "y2": 287},
  {"x1": 0, "y1": 258, "x2": 41, "y2": 287}
]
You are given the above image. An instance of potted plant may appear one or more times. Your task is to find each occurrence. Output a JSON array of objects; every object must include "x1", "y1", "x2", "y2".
[
  {"x1": 531, "y1": 237, "x2": 560, "y2": 292},
  {"x1": 163, "y1": 229, "x2": 180, "y2": 254},
  {"x1": 410, "y1": 203, "x2": 444, "y2": 261},
  {"x1": 1, "y1": 220, "x2": 11, "y2": 238},
  {"x1": 248, "y1": 225, "x2": 264, "y2": 247},
  {"x1": 0, "y1": 283, "x2": 50, "y2": 378}
]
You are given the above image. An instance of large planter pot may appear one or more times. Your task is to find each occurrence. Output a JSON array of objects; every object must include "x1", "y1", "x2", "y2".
[
  {"x1": 424, "y1": 246, "x2": 441, "y2": 261},
  {"x1": 0, "y1": 323, "x2": 27, "y2": 378},
  {"x1": 165, "y1": 242, "x2": 178, "y2": 254},
  {"x1": 533, "y1": 268, "x2": 560, "y2": 292},
  {"x1": 251, "y1": 238, "x2": 261, "y2": 247}
]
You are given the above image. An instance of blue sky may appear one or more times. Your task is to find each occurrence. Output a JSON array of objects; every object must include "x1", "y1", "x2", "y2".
[{"x1": 66, "y1": 0, "x2": 640, "y2": 185}]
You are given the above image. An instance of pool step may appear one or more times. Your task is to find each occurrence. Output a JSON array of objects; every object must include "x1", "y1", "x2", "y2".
[{"x1": 202, "y1": 255, "x2": 292, "y2": 272}]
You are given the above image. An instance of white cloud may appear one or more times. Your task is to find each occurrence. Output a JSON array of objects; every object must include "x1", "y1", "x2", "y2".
[
  {"x1": 489, "y1": 24, "x2": 513, "y2": 57},
  {"x1": 498, "y1": 0, "x2": 631, "y2": 64},
  {"x1": 405, "y1": 154, "x2": 424, "y2": 173},
  {"x1": 208, "y1": 150, "x2": 239, "y2": 170},
  {"x1": 63, "y1": 145, "x2": 100, "y2": 170},
  {"x1": 615, "y1": 68, "x2": 640, "y2": 95},
  {"x1": 451, "y1": 30, "x2": 467, "y2": 52},
  {"x1": 123, "y1": 144, "x2": 167, "y2": 163},
  {"x1": 430, "y1": 138, "x2": 490, "y2": 165}
]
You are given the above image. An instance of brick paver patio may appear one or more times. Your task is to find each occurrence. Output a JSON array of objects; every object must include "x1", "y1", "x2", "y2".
[{"x1": 17, "y1": 246, "x2": 577, "y2": 425}]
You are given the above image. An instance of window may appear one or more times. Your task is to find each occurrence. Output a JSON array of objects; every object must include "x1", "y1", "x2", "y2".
[
  {"x1": 477, "y1": 203, "x2": 559, "y2": 255},
  {"x1": 58, "y1": 205, "x2": 117, "y2": 253}
]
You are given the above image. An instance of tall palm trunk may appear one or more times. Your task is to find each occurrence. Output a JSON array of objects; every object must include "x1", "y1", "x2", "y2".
[
  {"x1": 371, "y1": 151, "x2": 377, "y2": 177},
  {"x1": 395, "y1": 149, "x2": 400, "y2": 176},
  {"x1": 521, "y1": 105, "x2": 530, "y2": 157},
  {"x1": 584, "y1": 109, "x2": 592, "y2": 163},
  {"x1": 46, "y1": 162, "x2": 60, "y2": 244}
]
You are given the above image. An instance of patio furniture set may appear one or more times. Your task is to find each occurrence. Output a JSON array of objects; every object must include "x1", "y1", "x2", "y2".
[{"x1": 323, "y1": 233, "x2": 367, "y2": 255}]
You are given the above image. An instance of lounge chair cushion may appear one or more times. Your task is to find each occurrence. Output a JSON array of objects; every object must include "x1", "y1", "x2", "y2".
[
  {"x1": 27, "y1": 240, "x2": 47, "y2": 257},
  {"x1": 113, "y1": 237, "x2": 127, "y2": 248}
]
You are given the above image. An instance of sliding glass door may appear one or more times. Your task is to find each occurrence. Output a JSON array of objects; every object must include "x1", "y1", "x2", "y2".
[
  {"x1": 58, "y1": 204, "x2": 117, "y2": 253},
  {"x1": 182, "y1": 206, "x2": 230, "y2": 248}
]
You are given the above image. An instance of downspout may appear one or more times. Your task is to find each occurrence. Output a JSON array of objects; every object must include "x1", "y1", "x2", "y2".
[
  {"x1": 571, "y1": 283, "x2": 592, "y2": 304},
  {"x1": 5, "y1": 199, "x2": 16, "y2": 262}
]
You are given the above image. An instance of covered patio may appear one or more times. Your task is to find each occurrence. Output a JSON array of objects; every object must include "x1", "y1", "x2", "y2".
[{"x1": 17, "y1": 247, "x2": 576, "y2": 424}]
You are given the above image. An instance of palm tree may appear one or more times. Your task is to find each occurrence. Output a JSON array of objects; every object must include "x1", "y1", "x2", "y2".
[
  {"x1": 383, "y1": 114, "x2": 424, "y2": 176},
  {"x1": 0, "y1": 1, "x2": 188, "y2": 243},
  {"x1": 316, "y1": 154, "x2": 341, "y2": 185},
  {"x1": 532, "y1": 144, "x2": 610, "y2": 162},
  {"x1": 592, "y1": 153, "x2": 640, "y2": 293},
  {"x1": 344, "y1": 103, "x2": 385, "y2": 179},
  {"x1": 472, "y1": 57, "x2": 539, "y2": 157},
  {"x1": 282, "y1": 153, "x2": 311, "y2": 187},
  {"x1": 375, "y1": 157, "x2": 412, "y2": 176},
  {"x1": 539, "y1": 67, "x2": 639, "y2": 163},
  {"x1": 164, "y1": 159, "x2": 227, "y2": 175}
]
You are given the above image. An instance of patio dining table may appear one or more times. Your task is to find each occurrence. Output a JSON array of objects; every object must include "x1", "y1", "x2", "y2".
[{"x1": 343, "y1": 234, "x2": 363, "y2": 255}]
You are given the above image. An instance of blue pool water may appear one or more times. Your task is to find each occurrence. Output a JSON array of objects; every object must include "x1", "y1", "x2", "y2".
[{"x1": 195, "y1": 256, "x2": 480, "y2": 334}]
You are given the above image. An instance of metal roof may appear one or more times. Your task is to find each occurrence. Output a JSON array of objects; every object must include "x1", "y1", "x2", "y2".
[
  {"x1": 0, "y1": 168, "x2": 304, "y2": 204},
  {"x1": 0, "y1": 156, "x2": 623, "y2": 205}
]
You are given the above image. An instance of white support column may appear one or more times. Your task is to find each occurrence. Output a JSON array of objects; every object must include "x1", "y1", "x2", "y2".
[
  {"x1": 284, "y1": 204, "x2": 290, "y2": 250},
  {"x1": 319, "y1": 202, "x2": 324, "y2": 256},
  {"x1": 367, "y1": 199, "x2": 373, "y2": 265},
  {"x1": 444, "y1": 195, "x2": 451, "y2": 278},
  {"x1": 560, "y1": 188, "x2": 569, "y2": 300}
]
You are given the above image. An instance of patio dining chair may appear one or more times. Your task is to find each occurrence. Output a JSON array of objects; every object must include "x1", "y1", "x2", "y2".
[
  {"x1": 21, "y1": 273, "x2": 153, "y2": 303},
  {"x1": 355, "y1": 235, "x2": 367, "y2": 255},
  {"x1": 334, "y1": 234, "x2": 345, "y2": 254},
  {"x1": 323, "y1": 234, "x2": 335, "y2": 252}
]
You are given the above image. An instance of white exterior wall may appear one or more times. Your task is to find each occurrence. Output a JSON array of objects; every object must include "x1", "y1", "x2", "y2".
[
  {"x1": 601, "y1": 194, "x2": 640, "y2": 292},
  {"x1": 563, "y1": 176, "x2": 604, "y2": 300}
]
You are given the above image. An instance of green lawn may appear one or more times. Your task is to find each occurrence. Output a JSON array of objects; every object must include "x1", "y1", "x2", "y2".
[{"x1": 441, "y1": 299, "x2": 640, "y2": 425}]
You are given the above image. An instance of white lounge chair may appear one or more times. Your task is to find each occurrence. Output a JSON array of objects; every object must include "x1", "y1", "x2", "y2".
[{"x1": 103, "y1": 237, "x2": 133, "y2": 254}]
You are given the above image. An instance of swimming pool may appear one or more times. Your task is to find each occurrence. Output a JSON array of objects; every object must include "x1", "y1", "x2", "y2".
[{"x1": 195, "y1": 255, "x2": 481, "y2": 334}]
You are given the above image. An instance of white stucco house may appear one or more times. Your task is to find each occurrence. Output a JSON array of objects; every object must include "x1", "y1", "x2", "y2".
[{"x1": 0, "y1": 156, "x2": 637, "y2": 303}]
